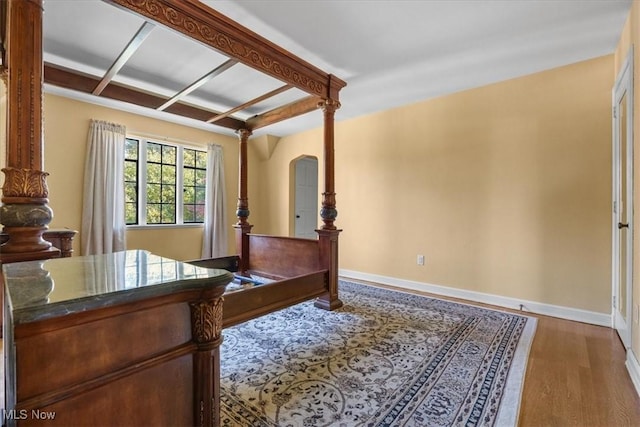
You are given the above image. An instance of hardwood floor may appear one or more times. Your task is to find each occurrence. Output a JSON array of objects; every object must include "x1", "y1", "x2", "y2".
[
  {"x1": 2, "y1": 277, "x2": 638, "y2": 425},
  {"x1": 353, "y1": 280, "x2": 640, "y2": 426},
  {"x1": 519, "y1": 314, "x2": 640, "y2": 427}
]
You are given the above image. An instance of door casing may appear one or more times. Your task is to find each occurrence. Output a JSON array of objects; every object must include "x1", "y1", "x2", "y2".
[{"x1": 612, "y1": 46, "x2": 634, "y2": 349}]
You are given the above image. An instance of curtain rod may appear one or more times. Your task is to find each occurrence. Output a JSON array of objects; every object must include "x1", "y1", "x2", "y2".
[{"x1": 127, "y1": 130, "x2": 221, "y2": 148}]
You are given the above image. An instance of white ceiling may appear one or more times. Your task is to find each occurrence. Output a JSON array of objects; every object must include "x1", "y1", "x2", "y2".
[{"x1": 43, "y1": 0, "x2": 632, "y2": 137}]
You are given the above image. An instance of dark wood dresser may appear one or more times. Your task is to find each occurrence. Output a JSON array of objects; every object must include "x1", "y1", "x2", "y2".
[{"x1": 3, "y1": 250, "x2": 232, "y2": 426}]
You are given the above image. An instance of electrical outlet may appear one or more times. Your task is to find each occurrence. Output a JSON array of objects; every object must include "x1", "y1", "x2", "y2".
[{"x1": 417, "y1": 255, "x2": 425, "y2": 266}]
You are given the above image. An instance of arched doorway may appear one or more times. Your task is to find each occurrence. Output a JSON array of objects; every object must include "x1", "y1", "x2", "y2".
[{"x1": 293, "y1": 156, "x2": 318, "y2": 239}]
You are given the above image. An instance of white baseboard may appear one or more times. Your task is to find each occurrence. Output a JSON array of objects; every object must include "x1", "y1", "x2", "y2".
[
  {"x1": 339, "y1": 269, "x2": 611, "y2": 327},
  {"x1": 626, "y1": 351, "x2": 640, "y2": 398}
]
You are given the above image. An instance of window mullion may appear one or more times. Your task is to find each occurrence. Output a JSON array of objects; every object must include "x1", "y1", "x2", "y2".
[
  {"x1": 176, "y1": 146, "x2": 184, "y2": 225},
  {"x1": 139, "y1": 138, "x2": 148, "y2": 226}
]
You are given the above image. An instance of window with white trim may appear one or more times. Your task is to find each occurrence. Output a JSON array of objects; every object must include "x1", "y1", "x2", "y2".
[{"x1": 124, "y1": 137, "x2": 207, "y2": 226}]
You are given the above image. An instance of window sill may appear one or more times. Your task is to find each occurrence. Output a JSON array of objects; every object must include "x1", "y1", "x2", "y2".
[{"x1": 126, "y1": 223, "x2": 204, "y2": 230}]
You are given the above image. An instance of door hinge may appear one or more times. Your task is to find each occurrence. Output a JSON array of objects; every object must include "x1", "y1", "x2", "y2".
[
  {"x1": 613, "y1": 295, "x2": 617, "y2": 308},
  {"x1": 615, "y1": 201, "x2": 623, "y2": 215},
  {"x1": 614, "y1": 105, "x2": 618, "y2": 119}
]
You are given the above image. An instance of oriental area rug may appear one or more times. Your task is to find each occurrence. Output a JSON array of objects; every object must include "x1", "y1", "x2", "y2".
[{"x1": 220, "y1": 280, "x2": 536, "y2": 427}]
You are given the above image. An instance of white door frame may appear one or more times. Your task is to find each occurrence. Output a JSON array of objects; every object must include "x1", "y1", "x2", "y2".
[
  {"x1": 612, "y1": 46, "x2": 634, "y2": 349},
  {"x1": 293, "y1": 156, "x2": 319, "y2": 239}
]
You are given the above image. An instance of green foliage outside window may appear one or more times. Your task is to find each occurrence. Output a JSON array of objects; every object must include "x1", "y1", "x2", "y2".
[
  {"x1": 183, "y1": 148, "x2": 207, "y2": 223},
  {"x1": 146, "y1": 143, "x2": 176, "y2": 224},
  {"x1": 124, "y1": 138, "x2": 207, "y2": 226},
  {"x1": 124, "y1": 138, "x2": 138, "y2": 225}
]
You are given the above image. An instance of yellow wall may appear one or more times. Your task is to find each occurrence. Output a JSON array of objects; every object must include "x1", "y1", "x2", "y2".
[
  {"x1": 43, "y1": 94, "x2": 243, "y2": 261},
  {"x1": 250, "y1": 133, "x2": 324, "y2": 236},
  {"x1": 37, "y1": 45, "x2": 615, "y2": 316},
  {"x1": 615, "y1": 0, "x2": 640, "y2": 360},
  {"x1": 259, "y1": 55, "x2": 614, "y2": 314}
]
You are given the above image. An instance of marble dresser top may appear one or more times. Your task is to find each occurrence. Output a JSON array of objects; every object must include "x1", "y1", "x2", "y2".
[{"x1": 3, "y1": 250, "x2": 233, "y2": 325}]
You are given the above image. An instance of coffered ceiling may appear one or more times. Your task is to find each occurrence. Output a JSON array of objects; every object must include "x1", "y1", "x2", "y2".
[{"x1": 42, "y1": 0, "x2": 632, "y2": 137}]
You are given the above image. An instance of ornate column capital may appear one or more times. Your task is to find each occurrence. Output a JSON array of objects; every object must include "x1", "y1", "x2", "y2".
[
  {"x1": 235, "y1": 128, "x2": 252, "y2": 141},
  {"x1": 1, "y1": 167, "x2": 49, "y2": 202},
  {"x1": 189, "y1": 298, "x2": 224, "y2": 346},
  {"x1": 317, "y1": 98, "x2": 341, "y2": 114}
]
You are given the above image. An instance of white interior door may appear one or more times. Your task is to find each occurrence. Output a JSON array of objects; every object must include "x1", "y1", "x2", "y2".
[
  {"x1": 294, "y1": 157, "x2": 318, "y2": 239},
  {"x1": 612, "y1": 48, "x2": 634, "y2": 349}
]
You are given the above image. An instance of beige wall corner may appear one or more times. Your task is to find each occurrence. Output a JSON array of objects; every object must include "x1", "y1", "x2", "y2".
[
  {"x1": 251, "y1": 134, "x2": 280, "y2": 161},
  {"x1": 258, "y1": 55, "x2": 614, "y2": 316}
]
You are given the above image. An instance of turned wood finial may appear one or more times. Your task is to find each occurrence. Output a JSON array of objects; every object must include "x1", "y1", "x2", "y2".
[
  {"x1": 235, "y1": 128, "x2": 252, "y2": 225},
  {"x1": 318, "y1": 99, "x2": 340, "y2": 230}
]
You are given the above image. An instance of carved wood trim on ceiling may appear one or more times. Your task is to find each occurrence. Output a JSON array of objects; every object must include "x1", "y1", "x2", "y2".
[
  {"x1": 41, "y1": 0, "x2": 346, "y2": 133},
  {"x1": 44, "y1": 63, "x2": 246, "y2": 131},
  {"x1": 104, "y1": 0, "x2": 346, "y2": 101}
]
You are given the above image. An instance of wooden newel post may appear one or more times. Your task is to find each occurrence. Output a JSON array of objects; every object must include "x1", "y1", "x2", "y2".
[
  {"x1": 0, "y1": 0, "x2": 59, "y2": 262},
  {"x1": 233, "y1": 128, "x2": 252, "y2": 275},
  {"x1": 315, "y1": 99, "x2": 343, "y2": 310}
]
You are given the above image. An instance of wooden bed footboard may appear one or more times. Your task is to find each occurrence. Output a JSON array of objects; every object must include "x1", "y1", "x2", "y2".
[
  {"x1": 222, "y1": 270, "x2": 327, "y2": 328},
  {"x1": 247, "y1": 234, "x2": 320, "y2": 278},
  {"x1": 187, "y1": 232, "x2": 341, "y2": 328}
]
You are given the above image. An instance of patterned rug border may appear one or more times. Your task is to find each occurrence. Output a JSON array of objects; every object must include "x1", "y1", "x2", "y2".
[
  {"x1": 221, "y1": 279, "x2": 538, "y2": 426},
  {"x1": 338, "y1": 279, "x2": 538, "y2": 427}
]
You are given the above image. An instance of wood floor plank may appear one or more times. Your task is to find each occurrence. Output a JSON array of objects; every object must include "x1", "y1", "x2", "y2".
[
  {"x1": 350, "y1": 280, "x2": 640, "y2": 426},
  {"x1": 519, "y1": 315, "x2": 640, "y2": 427},
  {"x1": 4, "y1": 276, "x2": 640, "y2": 425}
]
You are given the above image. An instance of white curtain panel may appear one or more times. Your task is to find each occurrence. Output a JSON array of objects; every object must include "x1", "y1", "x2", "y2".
[
  {"x1": 202, "y1": 143, "x2": 227, "y2": 258},
  {"x1": 81, "y1": 120, "x2": 127, "y2": 255}
]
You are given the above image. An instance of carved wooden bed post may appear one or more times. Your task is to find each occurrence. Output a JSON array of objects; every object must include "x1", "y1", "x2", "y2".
[
  {"x1": 0, "y1": 0, "x2": 60, "y2": 263},
  {"x1": 234, "y1": 128, "x2": 252, "y2": 275},
  {"x1": 315, "y1": 98, "x2": 344, "y2": 310},
  {"x1": 190, "y1": 292, "x2": 225, "y2": 427}
]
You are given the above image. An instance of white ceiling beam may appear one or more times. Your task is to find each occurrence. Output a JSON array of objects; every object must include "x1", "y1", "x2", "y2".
[
  {"x1": 157, "y1": 59, "x2": 238, "y2": 111},
  {"x1": 92, "y1": 21, "x2": 155, "y2": 96},
  {"x1": 207, "y1": 84, "x2": 293, "y2": 124}
]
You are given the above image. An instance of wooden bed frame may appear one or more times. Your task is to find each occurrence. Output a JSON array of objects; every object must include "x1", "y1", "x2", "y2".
[
  {"x1": 107, "y1": 0, "x2": 347, "y2": 318},
  {"x1": 2, "y1": 0, "x2": 346, "y2": 315},
  {"x1": 190, "y1": 234, "x2": 332, "y2": 328},
  {"x1": 2, "y1": 1, "x2": 345, "y2": 425}
]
